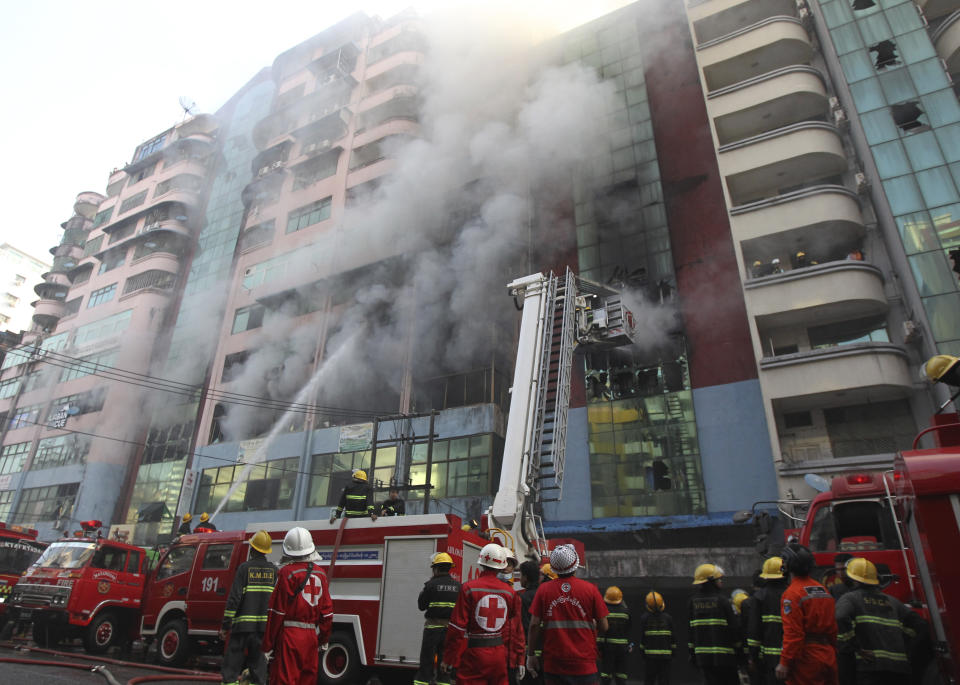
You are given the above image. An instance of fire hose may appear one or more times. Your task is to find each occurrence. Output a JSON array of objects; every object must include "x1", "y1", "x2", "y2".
[
  {"x1": 4, "y1": 642, "x2": 216, "y2": 674},
  {"x1": 0, "y1": 657, "x2": 123, "y2": 685}
]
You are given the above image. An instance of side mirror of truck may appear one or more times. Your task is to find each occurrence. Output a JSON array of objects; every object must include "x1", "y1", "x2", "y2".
[{"x1": 732, "y1": 510, "x2": 753, "y2": 524}]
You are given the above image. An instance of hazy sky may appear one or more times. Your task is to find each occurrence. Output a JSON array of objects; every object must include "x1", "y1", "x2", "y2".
[{"x1": 0, "y1": 0, "x2": 633, "y2": 264}]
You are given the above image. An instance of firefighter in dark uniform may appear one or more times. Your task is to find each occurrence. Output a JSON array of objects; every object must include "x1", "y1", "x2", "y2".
[
  {"x1": 380, "y1": 487, "x2": 405, "y2": 516},
  {"x1": 599, "y1": 586, "x2": 631, "y2": 685},
  {"x1": 194, "y1": 512, "x2": 216, "y2": 532},
  {"x1": 835, "y1": 557, "x2": 926, "y2": 685},
  {"x1": 639, "y1": 591, "x2": 675, "y2": 685},
  {"x1": 177, "y1": 513, "x2": 192, "y2": 535},
  {"x1": 687, "y1": 563, "x2": 740, "y2": 685},
  {"x1": 219, "y1": 530, "x2": 277, "y2": 685},
  {"x1": 747, "y1": 557, "x2": 786, "y2": 685},
  {"x1": 414, "y1": 552, "x2": 461, "y2": 685},
  {"x1": 329, "y1": 469, "x2": 377, "y2": 522}
]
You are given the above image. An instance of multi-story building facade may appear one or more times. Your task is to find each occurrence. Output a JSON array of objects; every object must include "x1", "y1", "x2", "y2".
[
  {"x1": 683, "y1": 0, "x2": 960, "y2": 497},
  {"x1": 2, "y1": 1, "x2": 957, "y2": 593},
  {"x1": 0, "y1": 244, "x2": 49, "y2": 334},
  {"x1": 0, "y1": 114, "x2": 219, "y2": 536}
]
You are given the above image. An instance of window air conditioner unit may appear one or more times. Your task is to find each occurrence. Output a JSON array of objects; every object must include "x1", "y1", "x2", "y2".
[
  {"x1": 855, "y1": 172, "x2": 870, "y2": 194},
  {"x1": 833, "y1": 107, "x2": 849, "y2": 129},
  {"x1": 828, "y1": 97, "x2": 841, "y2": 112}
]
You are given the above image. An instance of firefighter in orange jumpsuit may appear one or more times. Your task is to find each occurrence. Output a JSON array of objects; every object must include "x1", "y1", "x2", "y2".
[
  {"x1": 775, "y1": 543, "x2": 837, "y2": 685},
  {"x1": 262, "y1": 527, "x2": 333, "y2": 685},
  {"x1": 441, "y1": 543, "x2": 525, "y2": 684}
]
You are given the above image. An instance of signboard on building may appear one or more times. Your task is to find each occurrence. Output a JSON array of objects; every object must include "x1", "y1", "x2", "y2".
[
  {"x1": 238, "y1": 438, "x2": 265, "y2": 464},
  {"x1": 176, "y1": 469, "x2": 197, "y2": 517},
  {"x1": 339, "y1": 423, "x2": 373, "y2": 452},
  {"x1": 49, "y1": 407, "x2": 69, "y2": 429},
  {"x1": 0, "y1": 475, "x2": 11, "y2": 491}
]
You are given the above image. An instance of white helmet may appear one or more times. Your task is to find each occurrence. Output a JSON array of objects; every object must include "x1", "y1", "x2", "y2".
[
  {"x1": 282, "y1": 526, "x2": 315, "y2": 558},
  {"x1": 478, "y1": 543, "x2": 508, "y2": 570},
  {"x1": 550, "y1": 544, "x2": 579, "y2": 575}
]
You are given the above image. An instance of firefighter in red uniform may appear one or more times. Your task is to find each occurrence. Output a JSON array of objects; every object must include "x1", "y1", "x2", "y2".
[
  {"x1": 441, "y1": 543, "x2": 525, "y2": 684},
  {"x1": 775, "y1": 543, "x2": 837, "y2": 684},
  {"x1": 262, "y1": 527, "x2": 333, "y2": 685},
  {"x1": 526, "y1": 544, "x2": 609, "y2": 685}
]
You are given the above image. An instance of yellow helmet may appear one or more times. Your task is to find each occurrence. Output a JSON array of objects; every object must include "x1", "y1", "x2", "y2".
[
  {"x1": 200, "y1": 512, "x2": 210, "y2": 523},
  {"x1": 731, "y1": 589, "x2": 748, "y2": 613},
  {"x1": 250, "y1": 530, "x2": 272, "y2": 554},
  {"x1": 845, "y1": 557, "x2": 879, "y2": 585},
  {"x1": 693, "y1": 563, "x2": 724, "y2": 584},
  {"x1": 432, "y1": 552, "x2": 454, "y2": 567},
  {"x1": 752, "y1": 260, "x2": 762, "y2": 267},
  {"x1": 760, "y1": 556, "x2": 784, "y2": 580},
  {"x1": 540, "y1": 563, "x2": 558, "y2": 580},
  {"x1": 353, "y1": 469, "x2": 368, "y2": 482},
  {"x1": 645, "y1": 591, "x2": 665, "y2": 612},
  {"x1": 924, "y1": 355, "x2": 960, "y2": 384},
  {"x1": 604, "y1": 586, "x2": 623, "y2": 604},
  {"x1": 182, "y1": 513, "x2": 192, "y2": 523}
]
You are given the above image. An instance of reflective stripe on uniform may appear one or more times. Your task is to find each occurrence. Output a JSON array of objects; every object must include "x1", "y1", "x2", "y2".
[
  {"x1": 545, "y1": 620, "x2": 594, "y2": 629},
  {"x1": 606, "y1": 638, "x2": 629, "y2": 644},
  {"x1": 853, "y1": 616, "x2": 903, "y2": 629},
  {"x1": 856, "y1": 649, "x2": 907, "y2": 662},
  {"x1": 760, "y1": 646, "x2": 782, "y2": 656},
  {"x1": 694, "y1": 646, "x2": 735, "y2": 655},
  {"x1": 607, "y1": 612, "x2": 629, "y2": 619},
  {"x1": 761, "y1": 615, "x2": 782, "y2": 623},
  {"x1": 645, "y1": 649, "x2": 672, "y2": 655},
  {"x1": 690, "y1": 618, "x2": 728, "y2": 627},
  {"x1": 646, "y1": 630, "x2": 672, "y2": 636},
  {"x1": 283, "y1": 620, "x2": 317, "y2": 630},
  {"x1": 429, "y1": 601, "x2": 456, "y2": 608}
]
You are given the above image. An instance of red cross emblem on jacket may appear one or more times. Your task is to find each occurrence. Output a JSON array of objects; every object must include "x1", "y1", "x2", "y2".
[{"x1": 475, "y1": 593, "x2": 508, "y2": 631}]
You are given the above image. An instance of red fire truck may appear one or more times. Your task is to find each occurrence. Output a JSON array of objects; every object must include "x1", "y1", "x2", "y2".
[{"x1": 0, "y1": 522, "x2": 45, "y2": 631}]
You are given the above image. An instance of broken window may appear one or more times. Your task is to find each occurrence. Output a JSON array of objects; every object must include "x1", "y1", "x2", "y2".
[
  {"x1": 891, "y1": 101, "x2": 926, "y2": 133},
  {"x1": 231, "y1": 304, "x2": 265, "y2": 334},
  {"x1": 209, "y1": 404, "x2": 225, "y2": 443},
  {"x1": 221, "y1": 352, "x2": 250, "y2": 383},
  {"x1": 851, "y1": 0, "x2": 876, "y2": 10},
  {"x1": 869, "y1": 40, "x2": 899, "y2": 69}
]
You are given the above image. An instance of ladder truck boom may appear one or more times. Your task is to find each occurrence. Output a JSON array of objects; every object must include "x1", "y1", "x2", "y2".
[{"x1": 489, "y1": 270, "x2": 639, "y2": 561}]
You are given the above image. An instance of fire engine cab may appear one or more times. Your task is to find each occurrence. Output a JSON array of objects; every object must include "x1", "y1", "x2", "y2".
[
  {"x1": 8, "y1": 532, "x2": 147, "y2": 652},
  {"x1": 0, "y1": 522, "x2": 45, "y2": 630}
]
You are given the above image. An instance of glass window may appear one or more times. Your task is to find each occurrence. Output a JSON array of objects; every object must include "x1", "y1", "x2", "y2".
[
  {"x1": 286, "y1": 197, "x2": 332, "y2": 234},
  {"x1": 884, "y1": 2, "x2": 923, "y2": 34},
  {"x1": 922, "y1": 91, "x2": 960, "y2": 128},
  {"x1": 201, "y1": 544, "x2": 234, "y2": 570},
  {"x1": 840, "y1": 51, "x2": 875, "y2": 83},
  {"x1": 127, "y1": 550, "x2": 142, "y2": 574},
  {"x1": 936, "y1": 124, "x2": 960, "y2": 163},
  {"x1": 91, "y1": 546, "x2": 128, "y2": 572},
  {"x1": 872, "y1": 140, "x2": 912, "y2": 178},
  {"x1": 92, "y1": 207, "x2": 114, "y2": 228},
  {"x1": 832, "y1": 23, "x2": 865, "y2": 55},
  {"x1": 902, "y1": 131, "x2": 946, "y2": 170},
  {"x1": 157, "y1": 545, "x2": 196, "y2": 580},
  {"x1": 33, "y1": 542, "x2": 96, "y2": 569},
  {"x1": 822, "y1": 0, "x2": 854, "y2": 27},
  {"x1": 850, "y1": 78, "x2": 885, "y2": 112},
  {"x1": 909, "y1": 251, "x2": 957, "y2": 295},
  {"x1": 809, "y1": 505, "x2": 837, "y2": 552},
  {"x1": 907, "y1": 59, "x2": 951, "y2": 96},
  {"x1": 87, "y1": 283, "x2": 118, "y2": 308},
  {"x1": 924, "y1": 292, "x2": 960, "y2": 341},
  {"x1": 0, "y1": 442, "x2": 30, "y2": 475},
  {"x1": 60, "y1": 349, "x2": 118, "y2": 383},
  {"x1": 857, "y1": 12, "x2": 892, "y2": 45},
  {"x1": 118, "y1": 190, "x2": 148, "y2": 215},
  {"x1": 877, "y1": 68, "x2": 917, "y2": 104},
  {"x1": 883, "y1": 175, "x2": 926, "y2": 213},
  {"x1": 932, "y1": 203, "x2": 960, "y2": 247},
  {"x1": 916, "y1": 167, "x2": 959, "y2": 207},
  {"x1": 897, "y1": 29, "x2": 937, "y2": 63},
  {"x1": 897, "y1": 211, "x2": 939, "y2": 253}
]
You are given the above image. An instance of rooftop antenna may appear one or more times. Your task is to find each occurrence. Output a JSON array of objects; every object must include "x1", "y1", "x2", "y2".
[{"x1": 178, "y1": 96, "x2": 197, "y2": 121}]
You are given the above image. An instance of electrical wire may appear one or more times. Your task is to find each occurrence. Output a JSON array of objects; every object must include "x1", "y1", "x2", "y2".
[{"x1": 0, "y1": 342, "x2": 381, "y2": 419}]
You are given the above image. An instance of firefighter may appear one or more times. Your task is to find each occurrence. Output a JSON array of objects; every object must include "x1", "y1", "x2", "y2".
[
  {"x1": 194, "y1": 512, "x2": 216, "y2": 532},
  {"x1": 517, "y1": 561, "x2": 541, "y2": 685},
  {"x1": 178, "y1": 513, "x2": 192, "y2": 535},
  {"x1": 379, "y1": 487, "x2": 405, "y2": 516},
  {"x1": 263, "y1": 526, "x2": 333, "y2": 685},
  {"x1": 329, "y1": 469, "x2": 377, "y2": 522},
  {"x1": 748, "y1": 557, "x2": 787, "y2": 685},
  {"x1": 599, "y1": 586, "x2": 631, "y2": 685},
  {"x1": 687, "y1": 563, "x2": 740, "y2": 684},
  {"x1": 219, "y1": 530, "x2": 277, "y2": 685},
  {"x1": 526, "y1": 544, "x2": 608, "y2": 684},
  {"x1": 539, "y1": 563, "x2": 557, "y2": 584},
  {"x1": 835, "y1": 557, "x2": 926, "y2": 685},
  {"x1": 829, "y1": 553, "x2": 854, "y2": 601},
  {"x1": 639, "y1": 591, "x2": 675, "y2": 685},
  {"x1": 775, "y1": 543, "x2": 837, "y2": 685},
  {"x1": 441, "y1": 543, "x2": 524, "y2": 684},
  {"x1": 731, "y1": 589, "x2": 749, "y2": 615},
  {"x1": 415, "y1": 552, "x2": 461, "y2": 685}
]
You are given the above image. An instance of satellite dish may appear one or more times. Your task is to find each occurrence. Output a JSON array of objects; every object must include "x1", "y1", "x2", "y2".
[
  {"x1": 804, "y1": 473, "x2": 831, "y2": 493},
  {"x1": 178, "y1": 96, "x2": 197, "y2": 119}
]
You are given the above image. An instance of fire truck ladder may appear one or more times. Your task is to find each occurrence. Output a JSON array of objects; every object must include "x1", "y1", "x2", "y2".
[{"x1": 534, "y1": 270, "x2": 577, "y2": 505}]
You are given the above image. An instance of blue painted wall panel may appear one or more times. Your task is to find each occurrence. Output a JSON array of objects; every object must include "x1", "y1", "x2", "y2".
[{"x1": 543, "y1": 407, "x2": 592, "y2": 522}]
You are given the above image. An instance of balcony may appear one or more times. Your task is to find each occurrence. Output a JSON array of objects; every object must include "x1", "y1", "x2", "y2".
[
  {"x1": 759, "y1": 343, "x2": 913, "y2": 407},
  {"x1": 746, "y1": 261, "x2": 887, "y2": 328},
  {"x1": 52, "y1": 242, "x2": 83, "y2": 262},
  {"x1": 33, "y1": 281, "x2": 69, "y2": 301},
  {"x1": 174, "y1": 113, "x2": 219, "y2": 138},
  {"x1": 719, "y1": 122, "x2": 847, "y2": 205},
  {"x1": 32, "y1": 299, "x2": 66, "y2": 328},
  {"x1": 290, "y1": 107, "x2": 351, "y2": 146},
  {"x1": 709, "y1": 66, "x2": 828, "y2": 145},
  {"x1": 251, "y1": 140, "x2": 294, "y2": 176},
  {"x1": 73, "y1": 192, "x2": 105, "y2": 219},
  {"x1": 307, "y1": 43, "x2": 359, "y2": 84},
  {"x1": 690, "y1": 0, "x2": 797, "y2": 45},
  {"x1": 699, "y1": 17, "x2": 813, "y2": 91},
  {"x1": 933, "y1": 11, "x2": 960, "y2": 77},
  {"x1": 918, "y1": 0, "x2": 960, "y2": 21},
  {"x1": 253, "y1": 90, "x2": 350, "y2": 150},
  {"x1": 241, "y1": 166, "x2": 288, "y2": 207},
  {"x1": 732, "y1": 185, "x2": 864, "y2": 259}
]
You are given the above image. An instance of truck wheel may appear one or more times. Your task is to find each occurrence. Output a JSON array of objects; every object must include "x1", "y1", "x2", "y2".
[
  {"x1": 157, "y1": 618, "x2": 191, "y2": 667},
  {"x1": 83, "y1": 611, "x2": 120, "y2": 654},
  {"x1": 318, "y1": 630, "x2": 361, "y2": 685},
  {"x1": 31, "y1": 621, "x2": 61, "y2": 647}
]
